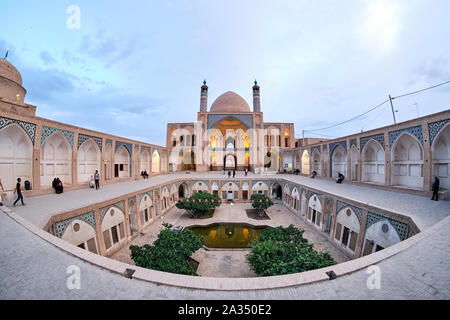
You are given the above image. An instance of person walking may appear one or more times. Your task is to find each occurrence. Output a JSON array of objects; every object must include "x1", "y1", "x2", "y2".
[
  {"x1": 233, "y1": 169, "x2": 235, "y2": 178},
  {"x1": 13, "y1": 178, "x2": 25, "y2": 206},
  {"x1": 245, "y1": 168, "x2": 248, "y2": 176},
  {"x1": 431, "y1": 176, "x2": 440, "y2": 201},
  {"x1": 94, "y1": 170, "x2": 100, "y2": 190}
]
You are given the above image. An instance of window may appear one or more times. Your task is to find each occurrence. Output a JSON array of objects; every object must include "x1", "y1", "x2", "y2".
[
  {"x1": 285, "y1": 137, "x2": 289, "y2": 147},
  {"x1": 87, "y1": 238, "x2": 97, "y2": 254},
  {"x1": 103, "y1": 230, "x2": 112, "y2": 249},
  {"x1": 192, "y1": 135, "x2": 196, "y2": 146},
  {"x1": 111, "y1": 225, "x2": 119, "y2": 244},
  {"x1": 335, "y1": 223, "x2": 342, "y2": 240},
  {"x1": 77, "y1": 243, "x2": 85, "y2": 249},
  {"x1": 119, "y1": 222, "x2": 125, "y2": 239},
  {"x1": 120, "y1": 164, "x2": 124, "y2": 171}
]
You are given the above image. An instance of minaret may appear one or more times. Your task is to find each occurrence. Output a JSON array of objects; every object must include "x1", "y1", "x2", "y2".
[
  {"x1": 252, "y1": 79, "x2": 260, "y2": 112},
  {"x1": 200, "y1": 79, "x2": 208, "y2": 112}
]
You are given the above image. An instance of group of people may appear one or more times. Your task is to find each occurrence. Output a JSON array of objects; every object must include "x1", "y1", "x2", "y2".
[
  {"x1": 88, "y1": 170, "x2": 100, "y2": 190},
  {"x1": 140, "y1": 170, "x2": 149, "y2": 179},
  {"x1": 52, "y1": 178, "x2": 64, "y2": 194},
  {"x1": 336, "y1": 172, "x2": 345, "y2": 184}
]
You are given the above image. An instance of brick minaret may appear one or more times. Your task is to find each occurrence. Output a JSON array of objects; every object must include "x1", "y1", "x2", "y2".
[
  {"x1": 252, "y1": 80, "x2": 260, "y2": 112},
  {"x1": 200, "y1": 79, "x2": 208, "y2": 112}
]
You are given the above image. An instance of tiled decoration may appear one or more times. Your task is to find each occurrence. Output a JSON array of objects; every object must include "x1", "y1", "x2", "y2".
[
  {"x1": 301, "y1": 188, "x2": 323, "y2": 203},
  {"x1": 389, "y1": 125, "x2": 423, "y2": 149},
  {"x1": 311, "y1": 145, "x2": 321, "y2": 155},
  {"x1": 55, "y1": 211, "x2": 96, "y2": 238},
  {"x1": 350, "y1": 138, "x2": 357, "y2": 149},
  {"x1": 78, "y1": 133, "x2": 102, "y2": 150},
  {"x1": 190, "y1": 180, "x2": 210, "y2": 188},
  {"x1": 336, "y1": 200, "x2": 363, "y2": 223},
  {"x1": 428, "y1": 118, "x2": 450, "y2": 146},
  {"x1": 40, "y1": 125, "x2": 74, "y2": 147},
  {"x1": 105, "y1": 139, "x2": 112, "y2": 146},
  {"x1": 366, "y1": 211, "x2": 408, "y2": 241},
  {"x1": 207, "y1": 114, "x2": 253, "y2": 129},
  {"x1": 115, "y1": 140, "x2": 133, "y2": 155},
  {"x1": 141, "y1": 146, "x2": 152, "y2": 154},
  {"x1": 0, "y1": 116, "x2": 36, "y2": 144},
  {"x1": 360, "y1": 133, "x2": 385, "y2": 151},
  {"x1": 251, "y1": 180, "x2": 269, "y2": 188},
  {"x1": 329, "y1": 140, "x2": 347, "y2": 154},
  {"x1": 264, "y1": 123, "x2": 281, "y2": 130},
  {"x1": 100, "y1": 201, "x2": 125, "y2": 223},
  {"x1": 138, "y1": 191, "x2": 153, "y2": 203}
]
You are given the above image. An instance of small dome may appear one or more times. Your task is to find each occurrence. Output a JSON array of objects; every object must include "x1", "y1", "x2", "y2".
[
  {"x1": 210, "y1": 91, "x2": 251, "y2": 113},
  {"x1": 0, "y1": 58, "x2": 22, "y2": 85}
]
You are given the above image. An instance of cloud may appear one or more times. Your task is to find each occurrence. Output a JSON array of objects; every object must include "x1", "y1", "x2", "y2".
[{"x1": 40, "y1": 51, "x2": 55, "y2": 65}]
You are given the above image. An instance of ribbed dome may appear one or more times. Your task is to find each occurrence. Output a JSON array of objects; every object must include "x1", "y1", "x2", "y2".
[
  {"x1": 210, "y1": 91, "x2": 251, "y2": 113},
  {"x1": 0, "y1": 59, "x2": 22, "y2": 85}
]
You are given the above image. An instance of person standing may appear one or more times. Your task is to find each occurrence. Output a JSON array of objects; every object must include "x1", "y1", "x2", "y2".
[
  {"x1": 233, "y1": 169, "x2": 235, "y2": 178},
  {"x1": 228, "y1": 170, "x2": 231, "y2": 178},
  {"x1": 245, "y1": 168, "x2": 248, "y2": 176},
  {"x1": 431, "y1": 176, "x2": 440, "y2": 201},
  {"x1": 0, "y1": 178, "x2": 4, "y2": 206},
  {"x1": 94, "y1": 170, "x2": 100, "y2": 190},
  {"x1": 13, "y1": 178, "x2": 25, "y2": 206}
]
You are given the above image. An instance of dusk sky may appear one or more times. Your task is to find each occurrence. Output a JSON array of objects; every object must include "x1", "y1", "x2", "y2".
[{"x1": 1, "y1": 0, "x2": 449, "y2": 146}]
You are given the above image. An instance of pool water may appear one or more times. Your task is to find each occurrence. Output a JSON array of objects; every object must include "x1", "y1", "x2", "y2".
[{"x1": 188, "y1": 223, "x2": 269, "y2": 248}]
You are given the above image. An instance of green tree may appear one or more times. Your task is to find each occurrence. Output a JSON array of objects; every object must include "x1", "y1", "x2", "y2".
[
  {"x1": 246, "y1": 224, "x2": 336, "y2": 276},
  {"x1": 250, "y1": 193, "x2": 273, "y2": 218},
  {"x1": 176, "y1": 191, "x2": 221, "y2": 218},
  {"x1": 130, "y1": 223, "x2": 203, "y2": 276}
]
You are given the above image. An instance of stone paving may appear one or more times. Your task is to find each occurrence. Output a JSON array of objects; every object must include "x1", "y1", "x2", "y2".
[
  {"x1": 111, "y1": 203, "x2": 350, "y2": 277},
  {"x1": 1, "y1": 207, "x2": 449, "y2": 299}
]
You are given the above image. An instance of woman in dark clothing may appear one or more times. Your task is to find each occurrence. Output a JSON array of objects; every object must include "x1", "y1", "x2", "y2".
[{"x1": 431, "y1": 177, "x2": 440, "y2": 201}]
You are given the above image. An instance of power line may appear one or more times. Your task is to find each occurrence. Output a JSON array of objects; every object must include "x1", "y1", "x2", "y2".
[
  {"x1": 304, "y1": 80, "x2": 450, "y2": 133},
  {"x1": 392, "y1": 80, "x2": 450, "y2": 99}
]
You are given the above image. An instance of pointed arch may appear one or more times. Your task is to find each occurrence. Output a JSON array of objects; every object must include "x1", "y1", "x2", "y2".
[
  {"x1": 301, "y1": 150, "x2": 310, "y2": 175},
  {"x1": 361, "y1": 139, "x2": 385, "y2": 184},
  {"x1": 114, "y1": 145, "x2": 131, "y2": 178},
  {"x1": 101, "y1": 206, "x2": 126, "y2": 251},
  {"x1": 0, "y1": 123, "x2": 33, "y2": 190},
  {"x1": 391, "y1": 132, "x2": 424, "y2": 189},
  {"x1": 331, "y1": 144, "x2": 347, "y2": 178},
  {"x1": 152, "y1": 150, "x2": 160, "y2": 173},
  {"x1": 431, "y1": 122, "x2": 450, "y2": 191},
  {"x1": 62, "y1": 219, "x2": 98, "y2": 253},
  {"x1": 140, "y1": 148, "x2": 151, "y2": 174},
  {"x1": 40, "y1": 132, "x2": 72, "y2": 187},
  {"x1": 311, "y1": 149, "x2": 321, "y2": 176},
  {"x1": 335, "y1": 207, "x2": 360, "y2": 253},
  {"x1": 77, "y1": 138, "x2": 101, "y2": 184}
]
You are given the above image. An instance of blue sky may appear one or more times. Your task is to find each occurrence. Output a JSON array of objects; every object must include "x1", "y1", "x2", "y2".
[{"x1": 1, "y1": 0, "x2": 449, "y2": 145}]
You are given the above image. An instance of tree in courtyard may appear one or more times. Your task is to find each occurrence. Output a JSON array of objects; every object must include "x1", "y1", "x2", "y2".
[
  {"x1": 250, "y1": 193, "x2": 273, "y2": 218},
  {"x1": 246, "y1": 224, "x2": 336, "y2": 276},
  {"x1": 176, "y1": 191, "x2": 221, "y2": 218},
  {"x1": 130, "y1": 223, "x2": 203, "y2": 276}
]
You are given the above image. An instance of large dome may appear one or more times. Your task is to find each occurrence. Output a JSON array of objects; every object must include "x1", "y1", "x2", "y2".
[
  {"x1": 210, "y1": 91, "x2": 251, "y2": 113},
  {"x1": 0, "y1": 58, "x2": 23, "y2": 85}
]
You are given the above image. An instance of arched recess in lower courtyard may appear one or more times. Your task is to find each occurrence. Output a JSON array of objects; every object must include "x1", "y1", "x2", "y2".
[
  {"x1": 62, "y1": 219, "x2": 98, "y2": 253},
  {"x1": 77, "y1": 138, "x2": 101, "y2": 184},
  {"x1": 114, "y1": 145, "x2": 131, "y2": 179},
  {"x1": 270, "y1": 182, "x2": 282, "y2": 199},
  {"x1": 331, "y1": 144, "x2": 347, "y2": 179},
  {"x1": 139, "y1": 195, "x2": 153, "y2": 231},
  {"x1": 192, "y1": 181, "x2": 208, "y2": 193},
  {"x1": 40, "y1": 132, "x2": 72, "y2": 187},
  {"x1": 252, "y1": 181, "x2": 269, "y2": 197},
  {"x1": 311, "y1": 149, "x2": 321, "y2": 176},
  {"x1": 301, "y1": 150, "x2": 310, "y2": 175},
  {"x1": 178, "y1": 182, "x2": 189, "y2": 198},
  {"x1": 0, "y1": 124, "x2": 33, "y2": 190},
  {"x1": 152, "y1": 150, "x2": 160, "y2": 174},
  {"x1": 291, "y1": 187, "x2": 300, "y2": 211},
  {"x1": 362, "y1": 219, "x2": 401, "y2": 256},
  {"x1": 283, "y1": 184, "x2": 290, "y2": 206},
  {"x1": 307, "y1": 194, "x2": 322, "y2": 229},
  {"x1": 101, "y1": 207, "x2": 126, "y2": 253},
  {"x1": 362, "y1": 139, "x2": 385, "y2": 184},
  {"x1": 334, "y1": 207, "x2": 360, "y2": 254},
  {"x1": 222, "y1": 181, "x2": 239, "y2": 200},
  {"x1": 391, "y1": 133, "x2": 424, "y2": 189},
  {"x1": 161, "y1": 187, "x2": 170, "y2": 211},
  {"x1": 431, "y1": 123, "x2": 450, "y2": 192}
]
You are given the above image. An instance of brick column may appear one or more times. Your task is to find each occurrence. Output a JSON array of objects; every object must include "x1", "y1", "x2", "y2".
[
  {"x1": 422, "y1": 122, "x2": 432, "y2": 191},
  {"x1": 72, "y1": 131, "x2": 79, "y2": 186},
  {"x1": 354, "y1": 209, "x2": 368, "y2": 258},
  {"x1": 94, "y1": 208, "x2": 106, "y2": 256},
  {"x1": 329, "y1": 198, "x2": 337, "y2": 241},
  {"x1": 33, "y1": 124, "x2": 42, "y2": 190},
  {"x1": 384, "y1": 131, "x2": 391, "y2": 186}
]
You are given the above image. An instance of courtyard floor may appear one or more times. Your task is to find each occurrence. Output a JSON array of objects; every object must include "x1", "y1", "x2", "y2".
[{"x1": 112, "y1": 202, "x2": 350, "y2": 278}]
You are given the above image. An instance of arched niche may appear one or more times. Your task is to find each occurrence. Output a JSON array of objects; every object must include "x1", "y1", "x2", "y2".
[
  {"x1": 179, "y1": 182, "x2": 190, "y2": 198},
  {"x1": 62, "y1": 219, "x2": 98, "y2": 254},
  {"x1": 152, "y1": 150, "x2": 160, "y2": 173},
  {"x1": 291, "y1": 187, "x2": 300, "y2": 210},
  {"x1": 334, "y1": 207, "x2": 360, "y2": 253},
  {"x1": 301, "y1": 150, "x2": 310, "y2": 175},
  {"x1": 307, "y1": 194, "x2": 322, "y2": 228},
  {"x1": 101, "y1": 207, "x2": 126, "y2": 251},
  {"x1": 0, "y1": 124, "x2": 33, "y2": 190},
  {"x1": 362, "y1": 219, "x2": 401, "y2": 256},
  {"x1": 331, "y1": 144, "x2": 347, "y2": 178},
  {"x1": 161, "y1": 187, "x2": 170, "y2": 211},
  {"x1": 114, "y1": 145, "x2": 130, "y2": 178},
  {"x1": 391, "y1": 133, "x2": 424, "y2": 189},
  {"x1": 140, "y1": 148, "x2": 151, "y2": 173},
  {"x1": 311, "y1": 149, "x2": 321, "y2": 176},
  {"x1": 362, "y1": 139, "x2": 385, "y2": 185},
  {"x1": 431, "y1": 123, "x2": 450, "y2": 192},
  {"x1": 139, "y1": 194, "x2": 153, "y2": 228},
  {"x1": 40, "y1": 132, "x2": 72, "y2": 187},
  {"x1": 77, "y1": 139, "x2": 101, "y2": 184}
]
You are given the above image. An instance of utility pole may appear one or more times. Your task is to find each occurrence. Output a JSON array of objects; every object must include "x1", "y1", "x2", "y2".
[
  {"x1": 389, "y1": 95, "x2": 397, "y2": 124},
  {"x1": 302, "y1": 130, "x2": 305, "y2": 147}
]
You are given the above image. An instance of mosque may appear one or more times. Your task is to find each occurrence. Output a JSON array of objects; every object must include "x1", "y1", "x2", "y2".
[
  {"x1": 1, "y1": 57, "x2": 449, "y2": 199},
  {"x1": 1, "y1": 57, "x2": 450, "y2": 297}
]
